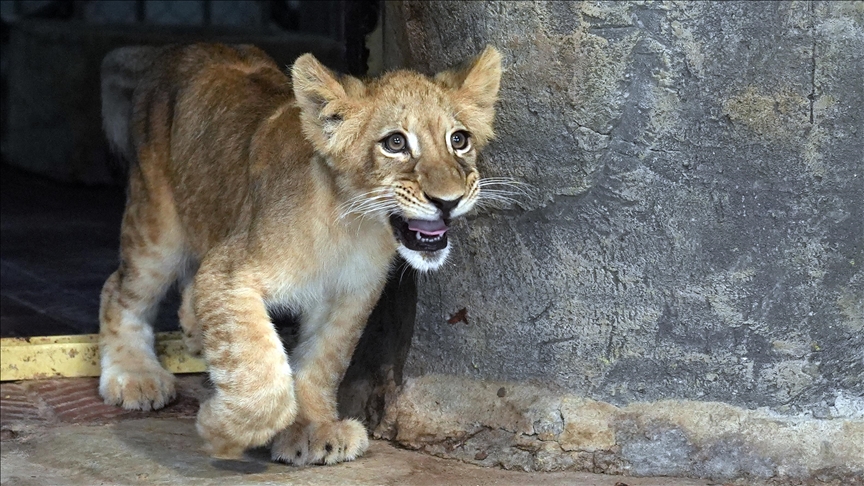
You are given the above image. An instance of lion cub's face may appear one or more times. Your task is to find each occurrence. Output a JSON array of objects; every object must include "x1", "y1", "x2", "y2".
[{"x1": 292, "y1": 47, "x2": 502, "y2": 272}]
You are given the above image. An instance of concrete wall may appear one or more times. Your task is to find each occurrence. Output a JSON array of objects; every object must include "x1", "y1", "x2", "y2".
[{"x1": 374, "y1": 1, "x2": 864, "y2": 482}]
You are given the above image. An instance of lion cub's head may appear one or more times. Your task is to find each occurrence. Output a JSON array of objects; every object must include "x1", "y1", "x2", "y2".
[{"x1": 291, "y1": 46, "x2": 502, "y2": 272}]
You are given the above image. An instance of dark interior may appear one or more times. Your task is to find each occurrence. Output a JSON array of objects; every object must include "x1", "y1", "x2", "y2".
[
  {"x1": 1, "y1": 163, "x2": 126, "y2": 337},
  {"x1": 0, "y1": 0, "x2": 381, "y2": 338}
]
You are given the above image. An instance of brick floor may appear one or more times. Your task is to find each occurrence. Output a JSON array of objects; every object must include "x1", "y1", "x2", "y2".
[
  {"x1": 0, "y1": 382, "x2": 44, "y2": 424},
  {"x1": 0, "y1": 374, "x2": 206, "y2": 430}
]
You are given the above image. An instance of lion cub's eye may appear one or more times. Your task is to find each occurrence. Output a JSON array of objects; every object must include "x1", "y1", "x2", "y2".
[
  {"x1": 382, "y1": 133, "x2": 407, "y2": 153},
  {"x1": 450, "y1": 130, "x2": 471, "y2": 151}
]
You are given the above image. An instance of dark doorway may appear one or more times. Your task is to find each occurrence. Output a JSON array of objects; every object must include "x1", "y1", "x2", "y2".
[{"x1": 0, "y1": 0, "x2": 381, "y2": 338}]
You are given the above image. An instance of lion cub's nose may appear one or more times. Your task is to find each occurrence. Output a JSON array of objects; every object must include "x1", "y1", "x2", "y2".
[{"x1": 427, "y1": 195, "x2": 461, "y2": 218}]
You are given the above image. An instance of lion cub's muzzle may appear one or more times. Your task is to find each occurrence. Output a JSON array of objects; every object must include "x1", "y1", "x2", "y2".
[
  {"x1": 389, "y1": 195, "x2": 463, "y2": 252},
  {"x1": 389, "y1": 176, "x2": 478, "y2": 271},
  {"x1": 389, "y1": 214, "x2": 450, "y2": 251}
]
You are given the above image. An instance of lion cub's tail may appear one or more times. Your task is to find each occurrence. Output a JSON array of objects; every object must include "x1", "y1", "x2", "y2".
[{"x1": 100, "y1": 46, "x2": 166, "y2": 164}]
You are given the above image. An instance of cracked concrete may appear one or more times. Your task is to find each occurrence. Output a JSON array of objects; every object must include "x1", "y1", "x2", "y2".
[{"x1": 375, "y1": 375, "x2": 863, "y2": 484}]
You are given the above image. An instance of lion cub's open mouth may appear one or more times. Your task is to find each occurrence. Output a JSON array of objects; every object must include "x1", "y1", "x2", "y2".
[{"x1": 389, "y1": 215, "x2": 449, "y2": 252}]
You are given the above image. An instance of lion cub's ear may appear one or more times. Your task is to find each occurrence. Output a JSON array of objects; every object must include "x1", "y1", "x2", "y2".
[
  {"x1": 291, "y1": 54, "x2": 364, "y2": 153},
  {"x1": 436, "y1": 46, "x2": 502, "y2": 109},
  {"x1": 435, "y1": 46, "x2": 502, "y2": 146}
]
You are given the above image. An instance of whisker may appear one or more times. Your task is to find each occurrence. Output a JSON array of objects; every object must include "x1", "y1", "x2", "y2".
[
  {"x1": 474, "y1": 176, "x2": 536, "y2": 211},
  {"x1": 337, "y1": 190, "x2": 390, "y2": 213},
  {"x1": 477, "y1": 190, "x2": 522, "y2": 201},
  {"x1": 399, "y1": 260, "x2": 413, "y2": 284},
  {"x1": 343, "y1": 201, "x2": 395, "y2": 216},
  {"x1": 478, "y1": 178, "x2": 532, "y2": 194},
  {"x1": 351, "y1": 205, "x2": 400, "y2": 218},
  {"x1": 337, "y1": 188, "x2": 397, "y2": 221},
  {"x1": 478, "y1": 177, "x2": 529, "y2": 185},
  {"x1": 478, "y1": 176, "x2": 527, "y2": 183},
  {"x1": 474, "y1": 193, "x2": 521, "y2": 210},
  {"x1": 478, "y1": 177, "x2": 526, "y2": 183},
  {"x1": 478, "y1": 196, "x2": 519, "y2": 204},
  {"x1": 478, "y1": 194, "x2": 520, "y2": 202},
  {"x1": 341, "y1": 207, "x2": 399, "y2": 226},
  {"x1": 478, "y1": 185, "x2": 530, "y2": 195},
  {"x1": 349, "y1": 197, "x2": 400, "y2": 211},
  {"x1": 478, "y1": 188, "x2": 524, "y2": 196}
]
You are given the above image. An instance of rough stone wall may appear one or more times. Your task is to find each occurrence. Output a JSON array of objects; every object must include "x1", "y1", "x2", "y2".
[
  {"x1": 376, "y1": 1, "x2": 863, "y2": 481},
  {"x1": 377, "y1": 375, "x2": 863, "y2": 483}
]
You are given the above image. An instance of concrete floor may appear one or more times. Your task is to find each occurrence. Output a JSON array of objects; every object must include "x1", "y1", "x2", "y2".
[
  {"x1": 0, "y1": 375, "x2": 717, "y2": 486},
  {"x1": 1, "y1": 418, "x2": 715, "y2": 486}
]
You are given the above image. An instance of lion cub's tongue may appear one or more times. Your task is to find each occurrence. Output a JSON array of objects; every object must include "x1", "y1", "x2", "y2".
[{"x1": 408, "y1": 218, "x2": 448, "y2": 236}]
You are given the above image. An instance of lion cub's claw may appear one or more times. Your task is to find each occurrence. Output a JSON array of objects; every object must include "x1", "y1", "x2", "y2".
[
  {"x1": 271, "y1": 419, "x2": 369, "y2": 466},
  {"x1": 271, "y1": 423, "x2": 309, "y2": 464},
  {"x1": 99, "y1": 365, "x2": 177, "y2": 411}
]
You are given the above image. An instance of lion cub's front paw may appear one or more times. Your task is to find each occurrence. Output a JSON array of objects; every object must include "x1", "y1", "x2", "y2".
[
  {"x1": 99, "y1": 362, "x2": 176, "y2": 411},
  {"x1": 196, "y1": 384, "x2": 297, "y2": 459},
  {"x1": 271, "y1": 419, "x2": 369, "y2": 466}
]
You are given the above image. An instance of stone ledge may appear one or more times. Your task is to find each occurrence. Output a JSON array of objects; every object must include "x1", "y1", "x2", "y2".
[{"x1": 374, "y1": 374, "x2": 864, "y2": 484}]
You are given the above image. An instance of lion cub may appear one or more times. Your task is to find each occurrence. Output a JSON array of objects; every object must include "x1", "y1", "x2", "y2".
[{"x1": 98, "y1": 43, "x2": 501, "y2": 464}]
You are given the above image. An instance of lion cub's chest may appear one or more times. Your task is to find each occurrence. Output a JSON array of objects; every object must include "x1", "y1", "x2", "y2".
[{"x1": 265, "y1": 216, "x2": 395, "y2": 311}]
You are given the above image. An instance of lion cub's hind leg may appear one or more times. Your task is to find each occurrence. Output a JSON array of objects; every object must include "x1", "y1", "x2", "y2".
[
  {"x1": 99, "y1": 166, "x2": 184, "y2": 411},
  {"x1": 178, "y1": 282, "x2": 203, "y2": 357}
]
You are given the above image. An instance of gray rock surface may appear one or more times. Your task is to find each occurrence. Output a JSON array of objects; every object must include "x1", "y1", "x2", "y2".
[
  {"x1": 377, "y1": 1, "x2": 864, "y2": 481},
  {"x1": 375, "y1": 375, "x2": 863, "y2": 482}
]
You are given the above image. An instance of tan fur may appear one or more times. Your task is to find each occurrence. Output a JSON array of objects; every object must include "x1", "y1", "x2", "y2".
[{"x1": 98, "y1": 43, "x2": 502, "y2": 464}]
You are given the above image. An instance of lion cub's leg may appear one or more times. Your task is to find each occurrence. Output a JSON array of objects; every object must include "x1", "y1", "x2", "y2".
[
  {"x1": 178, "y1": 282, "x2": 203, "y2": 357},
  {"x1": 271, "y1": 289, "x2": 381, "y2": 466},
  {"x1": 193, "y1": 258, "x2": 297, "y2": 459},
  {"x1": 99, "y1": 166, "x2": 183, "y2": 411}
]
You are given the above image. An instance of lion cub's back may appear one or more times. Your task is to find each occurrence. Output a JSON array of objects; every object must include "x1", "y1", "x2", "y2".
[
  {"x1": 134, "y1": 42, "x2": 292, "y2": 161},
  {"x1": 129, "y1": 44, "x2": 298, "y2": 252}
]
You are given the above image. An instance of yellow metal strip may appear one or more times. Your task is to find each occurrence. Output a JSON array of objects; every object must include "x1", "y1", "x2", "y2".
[{"x1": 0, "y1": 332, "x2": 206, "y2": 381}]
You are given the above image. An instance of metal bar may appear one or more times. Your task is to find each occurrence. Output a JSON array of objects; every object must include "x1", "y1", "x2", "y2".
[{"x1": 1, "y1": 332, "x2": 206, "y2": 381}]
